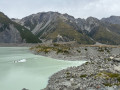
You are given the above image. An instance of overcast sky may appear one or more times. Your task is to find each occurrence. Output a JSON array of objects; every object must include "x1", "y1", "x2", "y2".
[{"x1": 0, "y1": 0, "x2": 120, "y2": 19}]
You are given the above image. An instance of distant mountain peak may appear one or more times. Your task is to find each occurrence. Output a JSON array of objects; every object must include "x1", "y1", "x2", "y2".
[
  {"x1": 110, "y1": 15, "x2": 120, "y2": 18},
  {"x1": 86, "y1": 17, "x2": 99, "y2": 21},
  {"x1": 101, "y1": 15, "x2": 120, "y2": 25},
  {"x1": 10, "y1": 11, "x2": 120, "y2": 45}
]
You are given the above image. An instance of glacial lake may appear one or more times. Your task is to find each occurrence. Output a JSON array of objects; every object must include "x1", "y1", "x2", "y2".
[{"x1": 0, "y1": 47, "x2": 86, "y2": 90}]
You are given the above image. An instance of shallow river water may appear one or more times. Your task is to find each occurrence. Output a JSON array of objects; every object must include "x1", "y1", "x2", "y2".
[{"x1": 0, "y1": 47, "x2": 86, "y2": 90}]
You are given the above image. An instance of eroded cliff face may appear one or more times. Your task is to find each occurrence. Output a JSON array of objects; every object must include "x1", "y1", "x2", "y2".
[{"x1": 0, "y1": 24, "x2": 22, "y2": 43}]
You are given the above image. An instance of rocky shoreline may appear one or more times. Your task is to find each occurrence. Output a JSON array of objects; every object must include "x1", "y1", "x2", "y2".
[
  {"x1": 44, "y1": 57, "x2": 120, "y2": 90},
  {"x1": 30, "y1": 44, "x2": 120, "y2": 90}
]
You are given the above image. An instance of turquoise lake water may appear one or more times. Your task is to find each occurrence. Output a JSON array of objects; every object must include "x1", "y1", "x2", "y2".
[{"x1": 0, "y1": 47, "x2": 86, "y2": 90}]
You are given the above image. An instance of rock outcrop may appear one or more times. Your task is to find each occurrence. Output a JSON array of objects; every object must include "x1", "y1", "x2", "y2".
[{"x1": 0, "y1": 24, "x2": 22, "y2": 43}]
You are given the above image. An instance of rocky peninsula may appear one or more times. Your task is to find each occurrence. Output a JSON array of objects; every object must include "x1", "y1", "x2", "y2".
[{"x1": 30, "y1": 43, "x2": 120, "y2": 90}]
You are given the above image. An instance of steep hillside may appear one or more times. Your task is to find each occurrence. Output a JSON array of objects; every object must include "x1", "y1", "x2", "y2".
[
  {"x1": 13, "y1": 11, "x2": 120, "y2": 45},
  {"x1": 89, "y1": 26, "x2": 120, "y2": 45},
  {"x1": 17, "y1": 12, "x2": 95, "y2": 44},
  {"x1": 0, "y1": 12, "x2": 41, "y2": 43},
  {"x1": 42, "y1": 18, "x2": 95, "y2": 44}
]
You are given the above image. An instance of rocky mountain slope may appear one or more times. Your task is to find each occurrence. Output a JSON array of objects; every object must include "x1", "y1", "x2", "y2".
[
  {"x1": 14, "y1": 11, "x2": 120, "y2": 45},
  {"x1": 101, "y1": 16, "x2": 120, "y2": 25},
  {"x1": 0, "y1": 12, "x2": 41, "y2": 43},
  {"x1": 15, "y1": 12, "x2": 94, "y2": 44}
]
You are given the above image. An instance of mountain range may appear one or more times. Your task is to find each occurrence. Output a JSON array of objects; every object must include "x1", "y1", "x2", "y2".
[{"x1": 1, "y1": 11, "x2": 120, "y2": 44}]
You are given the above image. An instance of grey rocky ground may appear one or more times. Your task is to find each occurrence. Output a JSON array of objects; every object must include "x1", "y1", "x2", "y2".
[
  {"x1": 44, "y1": 58, "x2": 120, "y2": 90},
  {"x1": 31, "y1": 44, "x2": 120, "y2": 90}
]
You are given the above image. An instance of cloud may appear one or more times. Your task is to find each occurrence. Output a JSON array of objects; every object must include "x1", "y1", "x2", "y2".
[{"x1": 0, "y1": 0, "x2": 120, "y2": 19}]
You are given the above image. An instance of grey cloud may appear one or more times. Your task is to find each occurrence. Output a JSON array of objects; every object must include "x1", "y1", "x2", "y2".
[{"x1": 0, "y1": 0, "x2": 120, "y2": 19}]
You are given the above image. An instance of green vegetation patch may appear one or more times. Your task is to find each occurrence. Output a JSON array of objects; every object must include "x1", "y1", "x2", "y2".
[
  {"x1": 85, "y1": 48, "x2": 88, "y2": 51},
  {"x1": 80, "y1": 74, "x2": 87, "y2": 78},
  {"x1": 96, "y1": 72, "x2": 120, "y2": 78},
  {"x1": 77, "y1": 50, "x2": 81, "y2": 53},
  {"x1": 97, "y1": 47, "x2": 111, "y2": 53},
  {"x1": 96, "y1": 71, "x2": 120, "y2": 86},
  {"x1": 30, "y1": 43, "x2": 70, "y2": 54},
  {"x1": 98, "y1": 47, "x2": 105, "y2": 52},
  {"x1": 56, "y1": 49, "x2": 69, "y2": 54},
  {"x1": 104, "y1": 58, "x2": 111, "y2": 61},
  {"x1": 103, "y1": 83, "x2": 112, "y2": 87}
]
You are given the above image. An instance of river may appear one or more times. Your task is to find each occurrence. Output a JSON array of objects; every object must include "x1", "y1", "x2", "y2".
[{"x1": 0, "y1": 47, "x2": 86, "y2": 90}]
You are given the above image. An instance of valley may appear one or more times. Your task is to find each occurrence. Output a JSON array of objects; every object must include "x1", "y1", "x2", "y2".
[{"x1": 1, "y1": 11, "x2": 120, "y2": 90}]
